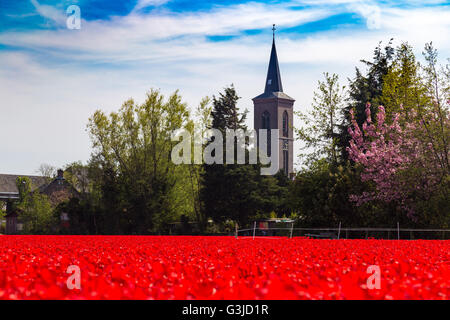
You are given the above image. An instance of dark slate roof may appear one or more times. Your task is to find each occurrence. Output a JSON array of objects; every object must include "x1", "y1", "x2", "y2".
[
  {"x1": 0, "y1": 174, "x2": 49, "y2": 194},
  {"x1": 253, "y1": 91, "x2": 295, "y2": 101},
  {"x1": 266, "y1": 38, "x2": 283, "y2": 93},
  {"x1": 253, "y1": 37, "x2": 294, "y2": 102}
]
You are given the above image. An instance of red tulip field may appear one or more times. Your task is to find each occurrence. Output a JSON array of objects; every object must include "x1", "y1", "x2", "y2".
[{"x1": 0, "y1": 236, "x2": 448, "y2": 300}]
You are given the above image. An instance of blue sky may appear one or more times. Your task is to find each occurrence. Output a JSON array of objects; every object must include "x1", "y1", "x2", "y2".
[{"x1": 1, "y1": 0, "x2": 449, "y2": 174}]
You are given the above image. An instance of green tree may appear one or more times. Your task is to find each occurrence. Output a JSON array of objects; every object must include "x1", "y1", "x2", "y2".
[
  {"x1": 289, "y1": 159, "x2": 370, "y2": 227},
  {"x1": 347, "y1": 42, "x2": 449, "y2": 226},
  {"x1": 200, "y1": 85, "x2": 289, "y2": 228},
  {"x1": 201, "y1": 85, "x2": 251, "y2": 226},
  {"x1": 87, "y1": 89, "x2": 191, "y2": 234},
  {"x1": 185, "y1": 97, "x2": 212, "y2": 231},
  {"x1": 380, "y1": 42, "x2": 427, "y2": 119},
  {"x1": 380, "y1": 42, "x2": 449, "y2": 224},
  {"x1": 337, "y1": 40, "x2": 395, "y2": 161},
  {"x1": 16, "y1": 177, "x2": 56, "y2": 234},
  {"x1": 421, "y1": 42, "x2": 450, "y2": 174},
  {"x1": 296, "y1": 72, "x2": 346, "y2": 167}
]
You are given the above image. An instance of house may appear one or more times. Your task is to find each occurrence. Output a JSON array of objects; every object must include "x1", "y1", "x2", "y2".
[
  {"x1": 38, "y1": 169, "x2": 79, "y2": 206},
  {"x1": 0, "y1": 169, "x2": 78, "y2": 234}
]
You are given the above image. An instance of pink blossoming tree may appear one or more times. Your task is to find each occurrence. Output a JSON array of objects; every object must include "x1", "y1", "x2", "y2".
[{"x1": 347, "y1": 102, "x2": 449, "y2": 218}]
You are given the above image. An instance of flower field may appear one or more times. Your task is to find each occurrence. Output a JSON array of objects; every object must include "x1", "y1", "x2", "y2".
[{"x1": 0, "y1": 236, "x2": 449, "y2": 300}]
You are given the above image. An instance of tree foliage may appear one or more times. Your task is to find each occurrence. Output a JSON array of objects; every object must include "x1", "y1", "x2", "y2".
[
  {"x1": 337, "y1": 40, "x2": 395, "y2": 161},
  {"x1": 16, "y1": 177, "x2": 55, "y2": 234},
  {"x1": 296, "y1": 72, "x2": 345, "y2": 166},
  {"x1": 344, "y1": 42, "x2": 449, "y2": 225},
  {"x1": 201, "y1": 85, "x2": 290, "y2": 228},
  {"x1": 87, "y1": 89, "x2": 191, "y2": 234}
]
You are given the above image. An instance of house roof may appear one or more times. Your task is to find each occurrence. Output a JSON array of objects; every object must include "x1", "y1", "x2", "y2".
[{"x1": 0, "y1": 174, "x2": 49, "y2": 197}]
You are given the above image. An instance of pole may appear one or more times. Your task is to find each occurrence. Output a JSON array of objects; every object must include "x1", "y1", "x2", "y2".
[
  {"x1": 397, "y1": 222, "x2": 400, "y2": 240},
  {"x1": 235, "y1": 222, "x2": 238, "y2": 239},
  {"x1": 289, "y1": 222, "x2": 294, "y2": 239},
  {"x1": 337, "y1": 222, "x2": 341, "y2": 240},
  {"x1": 252, "y1": 221, "x2": 256, "y2": 240}
]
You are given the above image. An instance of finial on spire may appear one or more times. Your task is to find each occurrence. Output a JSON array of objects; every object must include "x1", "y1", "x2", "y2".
[{"x1": 272, "y1": 24, "x2": 276, "y2": 39}]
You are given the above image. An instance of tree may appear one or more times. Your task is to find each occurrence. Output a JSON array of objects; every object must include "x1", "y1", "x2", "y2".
[
  {"x1": 210, "y1": 85, "x2": 247, "y2": 131},
  {"x1": 201, "y1": 85, "x2": 251, "y2": 225},
  {"x1": 87, "y1": 89, "x2": 191, "y2": 234},
  {"x1": 421, "y1": 42, "x2": 450, "y2": 174},
  {"x1": 64, "y1": 161, "x2": 90, "y2": 195},
  {"x1": 200, "y1": 85, "x2": 290, "y2": 228},
  {"x1": 347, "y1": 103, "x2": 449, "y2": 222},
  {"x1": 288, "y1": 159, "x2": 365, "y2": 227},
  {"x1": 57, "y1": 161, "x2": 99, "y2": 234},
  {"x1": 36, "y1": 163, "x2": 56, "y2": 181},
  {"x1": 16, "y1": 177, "x2": 56, "y2": 234},
  {"x1": 185, "y1": 97, "x2": 212, "y2": 231},
  {"x1": 380, "y1": 42, "x2": 427, "y2": 119},
  {"x1": 296, "y1": 72, "x2": 346, "y2": 166},
  {"x1": 338, "y1": 40, "x2": 395, "y2": 161}
]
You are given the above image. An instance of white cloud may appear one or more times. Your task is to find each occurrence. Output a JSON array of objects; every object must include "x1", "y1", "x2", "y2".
[
  {"x1": 1, "y1": 3, "x2": 333, "y2": 57},
  {"x1": 350, "y1": 2, "x2": 382, "y2": 30},
  {"x1": 133, "y1": 0, "x2": 171, "y2": 11},
  {"x1": 30, "y1": 0, "x2": 66, "y2": 26}
]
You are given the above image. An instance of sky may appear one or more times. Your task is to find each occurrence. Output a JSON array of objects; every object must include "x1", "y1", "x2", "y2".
[{"x1": 0, "y1": 0, "x2": 449, "y2": 175}]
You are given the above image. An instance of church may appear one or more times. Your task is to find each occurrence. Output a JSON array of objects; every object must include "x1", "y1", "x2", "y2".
[{"x1": 253, "y1": 26, "x2": 294, "y2": 177}]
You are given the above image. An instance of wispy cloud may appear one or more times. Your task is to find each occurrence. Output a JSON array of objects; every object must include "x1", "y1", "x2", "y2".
[
  {"x1": 1, "y1": 2, "x2": 332, "y2": 50},
  {"x1": 30, "y1": 0, "x2": 66, "y2": 26},
  {"x1": 349, "y1": 2, "x2": 381, "y2": 30},
  {"x1": 0, "y1": 0, "x2": 449, "y2": 174},
  {"x1": 133, "y1": 0, "x2": 172, "y2": 11}
]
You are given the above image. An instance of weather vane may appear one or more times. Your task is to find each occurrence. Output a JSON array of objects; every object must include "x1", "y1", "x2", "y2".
[{"x1": 272, "y1": 24, "x2": 276, "y2": 38}]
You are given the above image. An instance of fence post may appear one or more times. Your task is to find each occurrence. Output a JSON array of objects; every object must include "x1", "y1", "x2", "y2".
[
  {"x1": 397, "y1": 222, "x2": 400, "y2": 240},
  {"x1": 289, "y1": 222, "x2": 294, "y2": 239},
  {"x1": 252, "y1": 221, "x2": 256, "y2": 240},
  {"x1": 337, "y1": 222, "x2": 341, "y2": 240}
]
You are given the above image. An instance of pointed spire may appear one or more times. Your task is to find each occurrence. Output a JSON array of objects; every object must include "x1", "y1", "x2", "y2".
[
  {"x1": 264, "y1": 24, "x2": 283, "y2": 94},
  {"x1": 253, "y1": 25, "x2": 294, "y2": 101}
]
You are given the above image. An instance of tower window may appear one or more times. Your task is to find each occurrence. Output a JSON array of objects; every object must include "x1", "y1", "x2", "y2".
[
  {"x1": 262, "y1": 111, "x2": 271, "y2": 156},
  {"x1": 267, "y1": 79, "x2": 272, "y2": 85},
  {"x1": 282, "y1": 111, "x2": 288, "y2": 137},
  {"x1": 262, "y1": 111, "x2": 270, "y2": 129}
]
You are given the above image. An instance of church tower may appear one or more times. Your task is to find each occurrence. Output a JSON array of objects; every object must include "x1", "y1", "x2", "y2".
[{"x1": 253, "y1": 25, "x2": 294, "y2": 176}]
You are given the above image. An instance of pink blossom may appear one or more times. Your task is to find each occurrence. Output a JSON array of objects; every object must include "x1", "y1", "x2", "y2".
[{"x1": 346, "y1": 103, "x2": 447, "y2": 218}]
